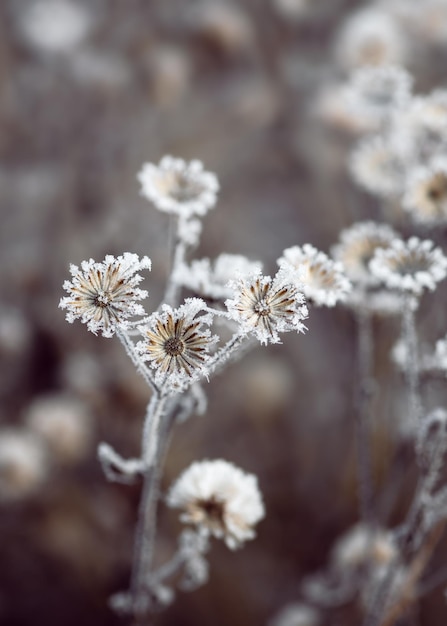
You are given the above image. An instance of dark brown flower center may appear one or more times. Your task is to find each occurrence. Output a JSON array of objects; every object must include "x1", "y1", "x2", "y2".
[
  {"x1": 200, "y1": 497, "x2": 225, "y2": 523},
  {"x1": 254, "y1": 301, "x2": 270, "y2": 316},
  {"x1": 164, "y1": 336, "x2": 184, "y2": 356},
  {"x1": 94, "y1": 291, "x2": 112, "y2": 308}
]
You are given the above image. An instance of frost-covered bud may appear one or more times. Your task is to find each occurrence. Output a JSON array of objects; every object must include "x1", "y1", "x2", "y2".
[
  {"x1": 167, "y1": 459, "x2": 265, "y2": 549},
  {"x1": 0, "y1": 429, "x2": 48, "y2": 501},
  {"x1": 26, "y1": 393, "x2": 92, "y2": 464}
]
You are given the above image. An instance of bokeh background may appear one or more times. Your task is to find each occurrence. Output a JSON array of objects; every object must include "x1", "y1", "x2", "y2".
[{"x1": 2, "y1": 1, "x2": 447, "y2": 625}]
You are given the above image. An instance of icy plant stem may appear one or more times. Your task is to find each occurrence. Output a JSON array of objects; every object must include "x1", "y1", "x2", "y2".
[
  {"x1": 117, "y1": 329, "x2": 158, "y2": 392},
  {"x1": 131, "y1": 392, "x2": 167, "y2": 611},
  {"x1": 355, "y1": 307, "x2": 375, "y2": 523},
  {"x1": 164, "y1": 217, "x2": 187, "y2": 307},
  {"x1": 402, "y1": 295, "x2": 421, "y2": 430}
]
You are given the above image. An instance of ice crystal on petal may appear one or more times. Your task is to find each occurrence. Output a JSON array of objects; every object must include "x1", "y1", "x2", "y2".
[
  {"x1": 59, "y1": 253, "x2": 151, "y2": 338},
  {"x1": 174, "y1": 253, "x2": 263, "y2": 301},
  {"x1": 138, "y1": 156, "x2": 219, "y2": 218},
  {"x1": 277, "y1": 244, "x2": 351, "y2": 307},
  {"x1": 167, "y1": 459, "x2": 265, "y2": 549},
  {"x1": 225, "y1": 270, "x2": 308, "y2": 345},
  {"x1": 403, "y1": 157, "x2": 447, "y2": 225},
  {"x1": 137, "y1": 298, "x2": 217, "y2": 390},
  {"x1": 332, "y1": 221, "x2": 399, "y2": 286},
  {"x1": 369, "y1": 237, "x2": 447, "y2": 295}
]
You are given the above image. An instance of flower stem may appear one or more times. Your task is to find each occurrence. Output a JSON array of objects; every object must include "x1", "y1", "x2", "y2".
[
  {"x1": 402, "y1": 296, "x2": 422, "y2": 431},
  {"x1": 117, "y1": 329, "x2": 158, "y2": 393}
]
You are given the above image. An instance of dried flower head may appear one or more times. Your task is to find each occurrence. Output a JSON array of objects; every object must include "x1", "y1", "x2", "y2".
[
  {"x1": 225, "y1": 270, "x2": 308, "y2": 345},
  {"x1": 345, "y1": 65, "x2": 412, "y2": 127},
  {"x1": 174, "y1": 253, "x2": 263, "y2": 301},
  {"x1": 332, "y1": 221, "x2": 399, "y2": 286},
  {"x1": 369, "y1": 237, "x2": 447, "y2": 295},
  {"x1": 137, "y1": 298, "x2": 217, "y2": 389},
  {"x1": 334, "y1": 8, "x2": 408, "y2": 70},
  {"x1": 59, "y1": 253, "x2": 151, "y2": 338},
  {"x1": 403, "y1": 158, "x2": 447, "y2": 225},
  {"x1": 166, "y1": 459, "x2": 265, "y2": 549},
  {"x1": 138, "y1": 156, "x2": 219, "y2": 218},
  {"x1": 331, "y1": 523, "x2": 397, "y2": 571},
  {"x1": 349, "y1": 136, "x2": 405, "y2": 198},
  {"x1": 277, "y1": 244, "x2": 351, "y2": 307},
  {"x1": 0, "y1": 429, "x2": 48, "y2": 501}
]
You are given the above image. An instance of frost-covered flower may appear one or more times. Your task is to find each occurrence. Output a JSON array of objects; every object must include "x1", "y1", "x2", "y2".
[
  {"x1": 331, "y1": 523, "x2": 397, "y2": 571},
  {"x1": 369, "y1": 237, "x2": 447, "y2": 295},
  {"x1": 269, "y1": 603, "x2": 321, "y2": 626},
  {"x1": 332, "y1": 221, "x2": 399, "y2": 286},
  {"x1": 277, "y1": 244, "x2": 351, "y2": 307},
  {"x1": 349, "y1": 136, "x2": 405, "y2": 198},
  {"x1": 344, "y1": 65, "x2": 412, "y2": 127},
  {"x1": 174, "y1": 253, "x2": 263, "y2": 301},
  {"x1": 403, "y1": 158, "x2": 447, "y2": 224},
  {"x1": 334, "y1": 8, "x2": 408, "y2": 70},
  {"x1": 166, "y1": 459, "x2": 265, "y2": 549},
  {"x1": 59, "y1": 253, "x2": 151, "y2": 338},
  {"x1": 0, "y1": 429, "x2": 48, "y2": 501},
  {"x1": 225, "y1": 270, "x2": 308, "y2": 345},
  {"x1": 138, "y1": 156, "x2": 219, "y2": 218},
  {"x1": 19, "y1": 0, "x2": 93, "y2": 54},
  {"x1": 137, "y1": 299, "x2": 217, "y2": 389}
]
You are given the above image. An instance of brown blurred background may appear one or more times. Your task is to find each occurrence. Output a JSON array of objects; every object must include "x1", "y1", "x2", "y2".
[{"x1": 2, "y1": 1, "x2": 447, "y2": 625}]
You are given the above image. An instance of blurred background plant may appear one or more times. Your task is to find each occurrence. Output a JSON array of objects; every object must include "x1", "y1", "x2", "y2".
[{"x1": 3, "y1": 0, "x2": 447, "y2": 625}]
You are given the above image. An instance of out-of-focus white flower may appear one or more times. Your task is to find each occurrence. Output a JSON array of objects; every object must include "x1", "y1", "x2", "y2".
[
  {"x1": 174, "y1": 253, "x2": 263, "y2": 301},
  {"x1": 344, "y1": 65, "x2": 412, "y2": 127},
  {"x1": 138, "y1": 156, "x2": 219, "y2": 218},
  {"x1": 389, "y1": 95, "x2": 447, "y2": 164},
  {"x1": 349, "y1": 136, "x2": 405, "y2": 198},
  {"x1": 19, "y1": 0, "x2": 93, "y2": 54},
  {"x1": 277, "y1": 244, "x2": 351, "y2": 307},
  {"x1": 332, "y1": 221, "x2": 399, "y2": 286},
  {"x1": 0, "y1": 429, "x2": 48, "y2": 501},
  {"x1": 334, "y1": 8, "x2": 408, "y2": 70},
  {"x1": 59, "y1": 253, "x2": 151, "y2": 338},
  {"x1": 332, "y1": 523, "x2": 397, "y2": 571},
  {"x1": 137, "y1": 299, "x2": 217, "y2": 390},
  {"x1": 167, "y1": 459, "x2": 265, "y2": 549},
  {"x1": 225, "y1": 270, "x2": 308, "y2": 345},
  {"x1": 369, "y1": 237, "x2": 447, "y2": 295},
  {"x1": 403, "y1": 157, "x2": 447, "y2": 224},
  {"x1": 26, "y1": 393, "x2": 92, "y2": 464},
  {"x1": 269, "y1": 603, "x2": 321, "y2": 626}
]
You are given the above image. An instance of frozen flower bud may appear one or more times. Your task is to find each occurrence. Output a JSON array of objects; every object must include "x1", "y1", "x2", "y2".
[
  {"x1": 403, "y1": 157, "x2": 447, "y2": 225},
  {"x1": 270, "y1": 603, "x2": 321, "y2": 626},
  {"x1": 138, "y1": 156, "x2": 219, "y2": 218},
  {"x1": 332, "y1": 221, "x2": 399, "y2": 287},
  {"x1": 332, "y1": 524, "x2": 397, "y2": 571},
  {"x1": 167, "y1": 459, "x2": 265, "y2": 549},
  {"x1": 369, "y1": 237, "x2": 447, "y2": 296},
  {"x1": 59, "y1": 253, "x2": 151, "y2": 338},
  {"x1": 19, "y1": 0, "x2": 93, "y2": 54},
  {"x1": 334, "y1": 7, "x2": 408, "y2": 70},
  {"x1": 174, "y1": 253, "x2": 263, "y2": 301},
  {"x1": 277, "y1": 244, "x2": 352, "y2": 307},
  {"x1": 25, "y1": 393, "x2": 92, "y2": 464},
  {"x1": 225, "y1": 269, "x2": 308, "y2": 345},
  {"x1": 137, "y1": 298, "x2": 218, "y2": 392},
  {"x1": 0, "y1": 429, "x2": 48, "y2": 501}
]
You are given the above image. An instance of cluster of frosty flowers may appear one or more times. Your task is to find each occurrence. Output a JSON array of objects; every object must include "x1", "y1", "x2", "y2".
[{"x1": 344, "y1": 65, "x2": 447, "y2": 226}]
